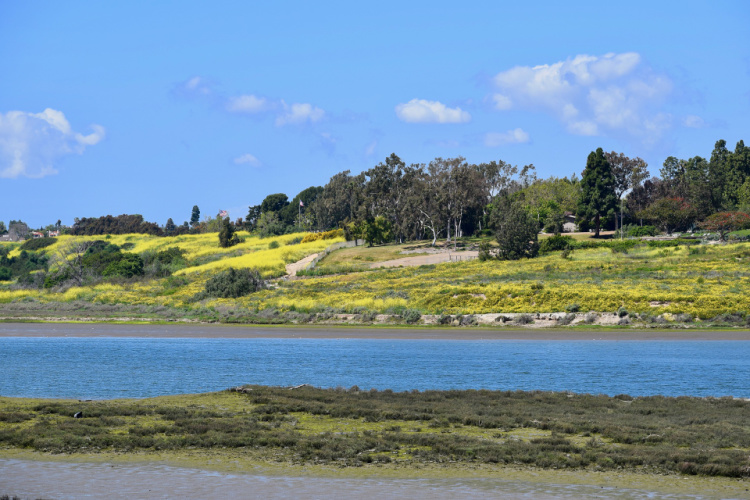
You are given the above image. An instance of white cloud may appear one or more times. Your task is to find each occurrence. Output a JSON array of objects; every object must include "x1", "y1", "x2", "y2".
[
  {"x1": 683, "y1": 114, "x2": 706, "y2": 128},
  {"x1": 176, "y1": 76, "x2": 213, "y2": 96},
  {"x1": 226, "y1": 94, "x2": 269, "y2": 113},
  {"x1": 0, "y1": 108, "x2": 105, "y2": 179},
  {"x1": 491, "y1": 94, "x2": 513, "y2": 110},
  {"x1": 395, "y1": 99, "x2": 471, "y2": 124},
  {"x1": 492, "y1": 52, "x2": 674, "y2": 142},
  {"x1": 275, "y1": 102, "x2": 325, "y2": 126},
  {"x1": 484, "y1": 128, "x2": 530, "y2": 147},
  {"x1": 234, "y1": 153, "x2": 261, "y2": 167}
]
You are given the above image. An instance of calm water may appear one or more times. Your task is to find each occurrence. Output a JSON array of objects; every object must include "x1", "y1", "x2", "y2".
[{"x1": 2, "y1": 336, "x2": 749, "y2": 399}]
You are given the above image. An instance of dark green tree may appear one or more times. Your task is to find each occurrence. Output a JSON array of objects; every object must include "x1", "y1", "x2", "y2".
[
  {"x1": 245, "y1": 205, "x2": 262, "y2": 231},
  {"x1": 260, "y1": 193, "x2": 289, "y2": 214},
  {"x1": 708, "y1": 140, "x2": 731, "y2": 210},
  {"x1": 577, "y1": 148, "x2": 616, "y2": 237},
  {"x1": 218, "y1": 217, "x2": 240, "y2": 248},
  {"x1": 491, "y1": 196, "x2": 539, "y2": 260},
  {"x1": 725, "y1": 140, "x2": 750, "y2": 208},
  {"x1": 190, "y1": 206, "x2": 200, "y2": 228},
  {"x1": 638, "y1": 197, "x2": 696, "y2": 234},
  {"x1": 165, "y1": 218, "x2": 177, "y2": 235}
]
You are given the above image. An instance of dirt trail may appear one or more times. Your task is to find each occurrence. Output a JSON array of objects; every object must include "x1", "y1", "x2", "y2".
[
  {"x1": 371, "y1": 251, "x2": 478, "y2": 269},
  {"x1": 284, "y1": 253, "x2": 318, "y2": 277}
]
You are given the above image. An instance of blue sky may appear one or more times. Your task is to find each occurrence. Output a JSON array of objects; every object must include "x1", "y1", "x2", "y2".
[{"x1": 1, "y1": 1, "x2": 749, "y2": 228}]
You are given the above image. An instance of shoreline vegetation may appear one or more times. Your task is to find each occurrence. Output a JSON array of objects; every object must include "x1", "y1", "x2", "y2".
[{"x1": 0, "y1": 387, "x2": 748, "y2": 489}]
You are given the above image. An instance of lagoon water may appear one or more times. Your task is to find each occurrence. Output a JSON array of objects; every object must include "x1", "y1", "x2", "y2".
[{"x1": 2, "y1": 335, "x2": 749, "y2": 399}]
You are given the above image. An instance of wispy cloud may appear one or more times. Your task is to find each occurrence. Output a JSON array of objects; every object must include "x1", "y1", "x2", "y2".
[
  {"x1": 0, "y1": 108, "x2": 105, "y2": 179},
  {"x1": 484, "y1": 128, "x2": 530, "y2": 147},
  {"x1": 176, "y1": 77, "x2": 326, "y2": 127},
  {"x1": 683, "y1": 114, "x2": 706, "y2": 128},
  {"x1": 233, "y1": 153, "x2": 261, "y2": 166},
  {"x1": 491, "y1": 52, "x2": 674, "y2": 144},
  {"x1": 174, "y1": 76, "x2": 214, "y2": 97},
  {"x1": 275, "y1": 102, "x2": 325, "y2": 126},
  {"x1": 395, "y1": 99, "x2": 471, "y2": 124},
  {"x1": 226, "y1": 94, "x2": 270, "y2": 114}
]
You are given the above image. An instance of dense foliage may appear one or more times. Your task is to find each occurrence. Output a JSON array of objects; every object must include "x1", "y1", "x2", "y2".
[
  {"x1": 71, "y1": 214, "x2": 163, "y2": 236},
  {"x1": 491, "y1": 198, "x2": 539, "y2": 260},
  {"x1": 196, "y1": 267, "x2": 265, "y2": 299}
]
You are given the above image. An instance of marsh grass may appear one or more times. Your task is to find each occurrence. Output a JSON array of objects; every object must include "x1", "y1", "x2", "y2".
[{"x1": 1, "y1": 387, "x2": 748, "y2": 477}]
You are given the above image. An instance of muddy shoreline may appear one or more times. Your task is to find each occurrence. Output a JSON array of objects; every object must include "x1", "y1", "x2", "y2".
[{"x1": 1, "y1": 322, "x2": 749, "y2": 340}]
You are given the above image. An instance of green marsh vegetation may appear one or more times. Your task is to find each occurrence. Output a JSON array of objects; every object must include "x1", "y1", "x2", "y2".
[{"x1": 1, "y1": 386, "x2": 749, "y2": 478}]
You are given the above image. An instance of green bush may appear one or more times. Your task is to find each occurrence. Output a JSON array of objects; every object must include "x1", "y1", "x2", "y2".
[
  {"x1": 401, "y1": 309, "x2": 422, "y2": 324},
  {"x1": 539, "y1": 235, "x2": 574, "y2": 253},
  {"x1": 627, "y1": 225, "x2": 658, "y2": 237},
  {"x1": 0, "y1": 267, "x2": 12, "y2": 281},
  {"x1": 478, "y1": 240, "x2": 493, "y2": 261},
  {"x1": 20, "y1": 237, "x2": 56, "y2": 251},
  {"x1": 268, "y1": 240, "x2": 280, "y2": 249},
  {"x1": 102, "y1": 253, "x2": 144, "y2": 278},
  {"x1": 196, "y1": 267, "x2": 265, "y2": 299}
]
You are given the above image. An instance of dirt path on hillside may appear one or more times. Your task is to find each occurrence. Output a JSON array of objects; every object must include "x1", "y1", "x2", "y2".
[
  {"x1": 371, "y1": 251, "x2": 478, "y2": 269},
  {"x1": 285, "y1": 253, "x2": 318, "y2": 276}
]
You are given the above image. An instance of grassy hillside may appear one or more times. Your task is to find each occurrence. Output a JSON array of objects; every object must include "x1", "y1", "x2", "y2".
[{"x1": 2, "y1": 233, "x2": 750, "y2": 325}]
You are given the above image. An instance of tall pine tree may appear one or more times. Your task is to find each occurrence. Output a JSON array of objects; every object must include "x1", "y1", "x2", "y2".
[{"x1": 577, "y1": 148, "x2": 616, "y2": 237}]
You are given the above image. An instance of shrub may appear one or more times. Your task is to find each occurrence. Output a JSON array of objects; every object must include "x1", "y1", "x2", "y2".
[
  {"x1": 478, "y1": 240, "x2": 493, "y2": 261},
  {"x1": 401, "y1": 309, "x2": 422, "y2": 324},
  {"x1": 565, "y1": 303, "x2": 580, "y2": 313},
  {"x1": 627, "y1": 225, "x2": 658, "y2": 237},
  {"x1": 608, "y1": 241, "x2": 631, "y2": 254},
  {"x1": 492, "y1": 199, "x2": 539, "y2": 260},
  {"x1": 516, "y1": 313, "x2": 534, "y2": 325},
  {"x1": 268, "y1": 240, "x2": 280, "y2": 249},
  {"x1": 286, "y1": 236, "x2": 303, "y2": 246},
  {"x1": 560, "y1": 248, "x2": 573, "y2": 260},
  {"x1": 674, "y1": 313, "x2": 693, "y2": 323},
  {"x1": 557, "y1": 313, "x2": 576, "y2": 325},
  {"x1": 20, "y1": 237, "x2": 56, "y2": 251},
  {"x1": 196, "y1": 267, "x2": 265, "y2": 299},
  {"x1": 539, "y1": 235, "x2": 574, "y2": 254},
  {"x1": 584, "y1": 313, "x2": 598, "y2": 324},
  {"x1": 102, "y1": 253, "x2": 144, "y2": 278},
  {"x1": 0, "y1": 267, "x2": 11, "y2": 281},
  {"x1": 617, "y1": 307, "x2": 628, "y2": 318}
]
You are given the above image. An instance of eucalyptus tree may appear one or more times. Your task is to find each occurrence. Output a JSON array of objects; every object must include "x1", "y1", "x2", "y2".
[
  {"x1": 604, "y1": 151, "x2": 648, "y2": 233},
  {"x1": 313, "y1": 170, "x2": 366, "y2": 230}
]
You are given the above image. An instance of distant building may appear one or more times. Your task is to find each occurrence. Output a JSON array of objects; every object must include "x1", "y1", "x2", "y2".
[
  {"x1": 30, "y1": 231, "x2": 44, "y2": 238},
  {"x1": 47, "y1": 230, "x2": 60, "y2": 237},
  {"x1": 563, "y1": 212, "x2": 578, "y2": 233}
]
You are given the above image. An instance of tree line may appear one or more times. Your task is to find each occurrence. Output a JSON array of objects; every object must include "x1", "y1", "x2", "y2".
[{"x1": 3, "y1": 138, "x2": 747, "y2": 244}]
